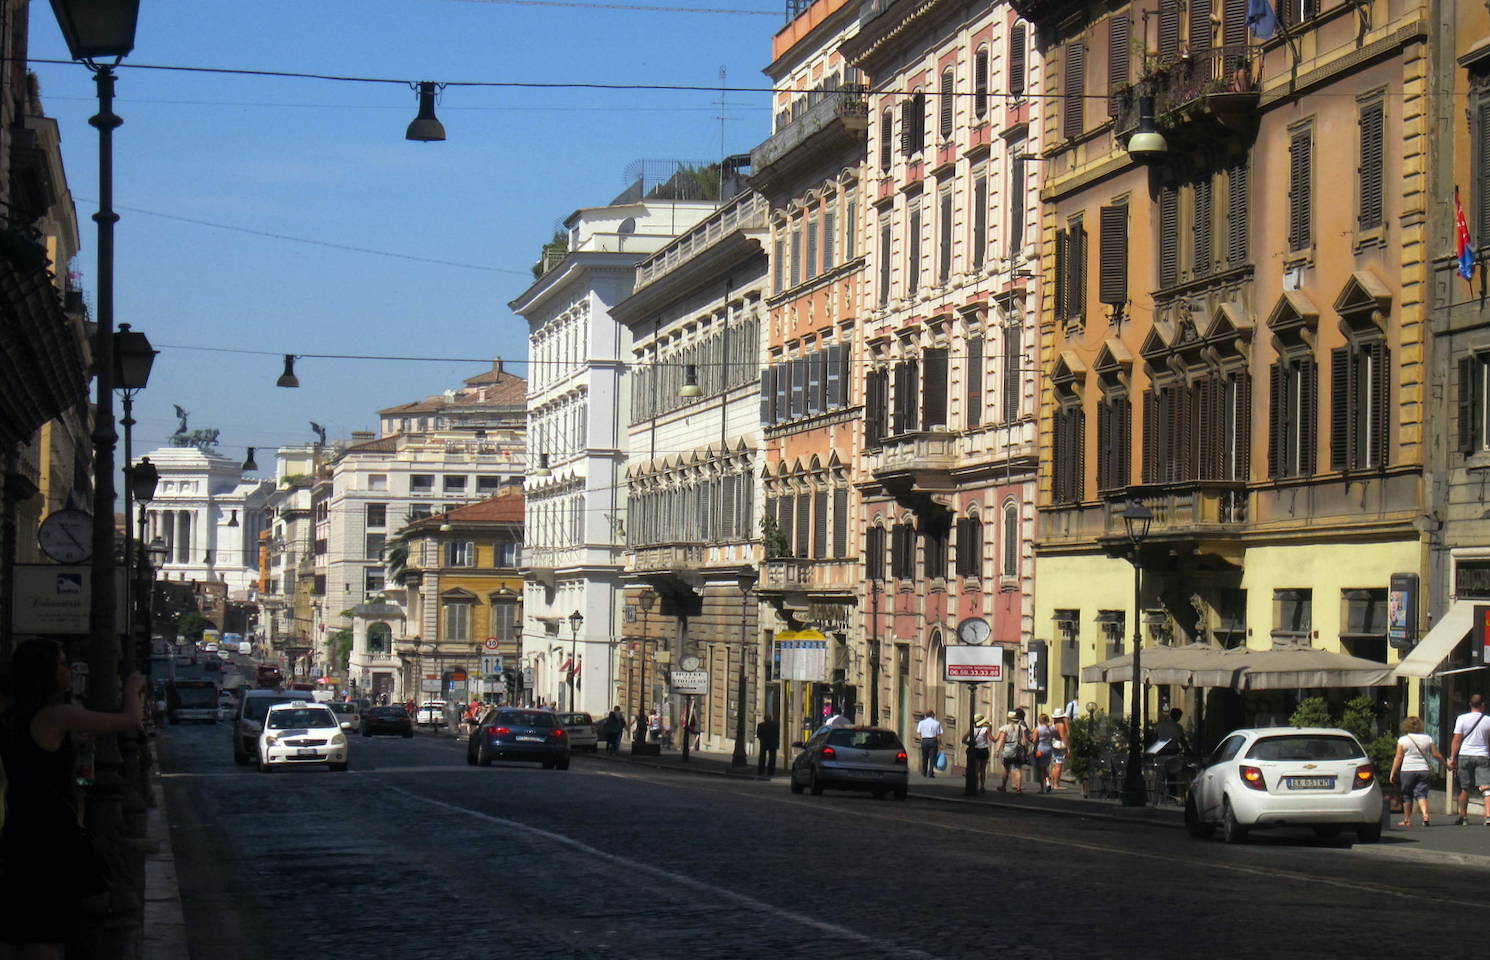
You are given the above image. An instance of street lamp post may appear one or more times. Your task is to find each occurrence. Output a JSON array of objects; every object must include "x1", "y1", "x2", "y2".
[
  {"x1": 1120, "y1": 501, "x2": 1153, "y2": 808},
  {"x1": 731, "y1": 573, "x2": 756, "y2": 767},
  {"x1": 567, "y1": 609, "x2": 584, "y2": 712},
  {"x1": 636, "y1": 591, "x2": 655, "y2": 743}
]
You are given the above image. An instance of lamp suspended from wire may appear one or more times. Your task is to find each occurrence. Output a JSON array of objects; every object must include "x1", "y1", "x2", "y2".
[
  {"x1": 276, "y1": 354, "x2": 300, "y2": 388},
  {"x1": 242, "y1": 447, "x2": 259, "y2": 472},
  {"x1": 1126, "y1": 95, "x2": 1168, "y2": 163},
  {"x1": 532, "y1": 452, "x2": 551, "y2": 478},
  {"x1": 406, "y1": 81, "x2": 446, "y2": 142}
]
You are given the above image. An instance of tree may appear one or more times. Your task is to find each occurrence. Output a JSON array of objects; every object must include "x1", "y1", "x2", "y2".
[
  {"x1": 330, "y1": 628, "x2": 353, "y2": 672},
  {"x1": 175, "y1": 612, "x2": 212, "y2": 644}
]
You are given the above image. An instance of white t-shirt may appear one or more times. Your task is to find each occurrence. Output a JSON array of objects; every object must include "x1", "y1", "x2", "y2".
[
  {"x1": 1398, "y1": 733, "x2": 1435, "y2": 772},
  {"x1": 916, "y1": 716, "x2": 944, "y2": 740},
  {"x1": 1454, "y1": 711, "x2": 1490, "y2": 757}
]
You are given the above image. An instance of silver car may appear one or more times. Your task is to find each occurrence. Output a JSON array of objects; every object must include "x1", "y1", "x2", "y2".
[
  {"x1": 557, "y1": 712, "x2": 599, "y2": 752},
  {"x1": 790, "y1": 726, "x2": 909, "y2": 800}
]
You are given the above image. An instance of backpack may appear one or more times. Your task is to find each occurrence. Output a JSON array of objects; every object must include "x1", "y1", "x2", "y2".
[{"x1": 999, "y1": 724, "x2": 1021, "y2": 761}]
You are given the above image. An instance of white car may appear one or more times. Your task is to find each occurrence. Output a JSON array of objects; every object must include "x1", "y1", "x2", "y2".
[
  {"x1": 416, "y1": 700, "x2": 447, "y2": 726},
  {"x1": 1185, "y1": 727, "x2": 1383, "y2": 844},
  {"x1": 216, "y1": 692, "x2": 238, "y2": 721},
  {"x1": 258, "y1": 701, "x2": 348, "y2": 772}
]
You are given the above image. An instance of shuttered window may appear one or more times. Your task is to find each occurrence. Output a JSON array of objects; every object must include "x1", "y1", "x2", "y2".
[
  {"x1": 832, "y1": 487, "x2": 849, "y2": 558},
  {"x1": 939, "y1": 67, "x2": 954, "y2": 139},
  {"x1": 1052, "y1": 405, "x2": 1086, "y2": 504},
  {"x1": 900, "y1": 98, "x2": 915, "y2": 156},
  {"x1": 1226, "y1": 161, "x2": 1249, "y2": 266},
  {"x1": 865, "y1": 367, "x2": 889, "y2": 448},
  {"x1": 1065, "y1": 217, "x2": 1087, "y2": 323},
  {"x1": 1193, "y1": 177, "x2": 1213, "y2": 278},
  {"x1": 972, "y1": 174, "x2": 988, "y2": 268},
  {"x1": 1099, "y1": 203, "x2": 1128, "y2": 306},
  {"x1": 1188, "y1": 0, "x2": 1212, "y2": 52},
  {"x1": 879, "y1": 219, "x2": 892, "y2": 305},
  {"x1": 1358, "y1": 100, "x2": 1384, "y2": 231},
  {"x1": 1476, "y1": 97, "x2": 1490, "y2": 247},
  {"x1": 922, "y1": 519, "x2": 949, "y2": 580},
  {"x1": 778, "y1": 496, "x2": 795, "y2": 556},
  {"x1": 1010, "y1": 25, "x2": 1028, "y2": 98},
  {"x1": 891, "y1": 522, "x2": 916, "y2": 579},
  {"x1": 1063, "y1": 42, "x2": 1084, "y2": 140},
  {"x1": 939, "y1": 189, "x2": 954, "y2": 282},
  {"x1": 880, "y1": 107, "x2": 893, "y2": 171},
  {"x1": 1096, "y1": 395, "x2": 1132, "y2": 492},
  {"x1": 789, "y1": 220, "x2": 802, "y2": 288},
  {"x1": 955, "y1": 516, "x2": 983, "y2": 578},
  {"x1": 845, "y1": 196, "x2": 857, "y2": 259},
  {"x1": 974, "y1": 47, "x2": 989, "y2": 118},
  {"x1": 1158, "y1": 185, "x2": 1180, "y2": 289},
  {"x1": 795, "y1": 491, "x2": 811, "y2": 557},
  {"x1": 1278, "y1": 0, "x2": 1318, "y2": 30},
  {"x1": 893, "y1": 360, "x2": 920, "y2": 435},
  {"x1": 1288, "y1": 127, "x2": 1313, "y2": 251},
  {"x1": 823, "y1": 209, "x2": 836, "y2": 269},
  {"x1": 865, "y1": 525, "x2": 886, "y2": 581},
  {"x1": 923, "y1": 347, "x2": 949, "y2": 428},
  {"x1": 776, "y1": 356, "x2": 790, "y2": 419},
  {"x1": 908, "y1": 204, "x2": 922, "y2": 295},
  {"x1": 1002, "y1": 326, "x2": 1022, "y2": 423},
  {"x1": 773, "y1": 236, "x2": 784, "y2": 293},
  {"x1": 1223, "y1": 0, "x2": 1248, "y2": 45},
  {"x1": 1009, "y1": 154, "x2": 1026, "y2": 256},
  {"x1": 790, "y1": 356, "x2": 806, "y2": 418},
  {"x1": 1459, "y1": 353, "x2": 1490, "y2": 456},
  {"x1": 1330, "y1": 342, "x2": 1390, "y2": 472},
  {"x1": 1107, "y1": 15, "x2": 1130, "y2": 116},
  {"x1": 1267, "y1": 357, "x2": 1318, "y2": 478},
  {"x1": 813, "y1": 489, "x2": 829, "y2": 559},
  {"x1": 806, "y1": 215, "x2": 818, "y2": 280},
  {"x1": 807, "y1": 350, "x2": 824, "y2": 415},
  {"x1": 825, "y1": 343, "x2": 845, "y2": 408},
  {"x1": 722, "y1": 474, "x2": 737, "y2": 538},
  {"x1": 1158, "y1": 0, "x2": 1180, "y2": 63},
  {"x1": 1054, "y1": 227, "x2": 1067, "y2": 319},
  {"x1": 967, "y1": 336, "x2": 984, "y2": 428},
  {"x1": 1002, "y1": 504, "x2": 1019, "y2": 578},
  {"x1": 760, "y1": 366, "x2": 777, "y2": 424}
]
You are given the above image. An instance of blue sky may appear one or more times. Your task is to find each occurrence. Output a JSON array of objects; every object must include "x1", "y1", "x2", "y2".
[{"x1": 30, "y1": 0, "x2": 778, "y2": 461}]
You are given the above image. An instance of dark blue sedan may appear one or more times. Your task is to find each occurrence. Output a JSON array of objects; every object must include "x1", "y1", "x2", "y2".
[{"x1": 466, "y1": 708, "x2": 571, "y2": 769}]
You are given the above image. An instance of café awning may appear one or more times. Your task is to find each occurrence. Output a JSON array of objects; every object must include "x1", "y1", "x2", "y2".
[
  {"x1": 1081, "y1": 643, "x2": 1227, "y2": 686},
  {"x1": 1083, "y1": 643, "x2": 1395, "y2": 690},
  {"x1": 1391, "y1": 600, "x2": 1475, "y2": 680}
]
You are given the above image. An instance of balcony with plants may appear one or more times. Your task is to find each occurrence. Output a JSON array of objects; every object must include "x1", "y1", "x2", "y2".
[{"x1": 1113, "y1": 44, "x2": 1261, "y2": 149}]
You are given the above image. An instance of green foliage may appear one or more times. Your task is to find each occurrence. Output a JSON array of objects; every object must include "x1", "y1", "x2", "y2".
[
  {"x1": 1288, "y1": 697, "x2": 1332, "y2": 729},
  {"x1": 1338, "y1": 695, "x2": 1378, "y2": 744},
  {"x1": 1067, "y1": 710, "x2": 1127, "y2": 782},
  {"x1": 330, "y1": 628, "x2": 353, "y2": 672},
  {"x1": 280, "y1": 473, "x2": 311, "y2": 488},
  {"x1": 1365, "y1": 734, "x2": 1399, "y2": 776},
  {"x1": 760, "y1": 514, "x2": 789, "y2": 560},
  {"x1": 175, "y1": 612, "x2": 211, "y2": 643}
]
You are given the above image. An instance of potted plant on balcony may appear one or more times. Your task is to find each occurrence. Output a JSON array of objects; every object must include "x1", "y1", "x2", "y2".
[{"x1": 760, "y1": 515, "x2": 790, "y2": 560}]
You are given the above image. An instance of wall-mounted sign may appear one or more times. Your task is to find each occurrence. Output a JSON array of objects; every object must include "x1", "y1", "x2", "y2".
[
  {"x1": 11, "y1": 565, "x2": 127, "y2": 634},
  {"x1": 945, "y1": 645, "x2": 1004, "y2": 682},
  {"x1": 777, "y1": 631, "x2": 829, "y2": 682},
  {"x1": 1388, "y1": 572, "x2": 1418, "y2": 651},
  {"x1": 1476, "y1": 606, "x2": 1490, "y2": 665},
  {"x1": 670, "y1": 669, "x2": 709, "y2": 695}
]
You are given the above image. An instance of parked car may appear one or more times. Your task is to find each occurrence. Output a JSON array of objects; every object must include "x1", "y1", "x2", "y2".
[
  {"x1": 258, "y1": 701, "x2": 348, "y2": 772},
  {"x1": 327, "y1": 701, "x2": 361, "y2": 731},
  {"x1": 1185, "y1": 727, "x2": 1383, "y2": 844},
  {"x1": 416, "y1": 701, "x2": 447, "y2": 726},
  {"x1": 465, "y1": 708, "x2": 570, "y2": 769},
  {"x1": 232, "y1": 690, "x2": 310, "y2": 764},
  {"x1": 361, "y1": 705, "x2": 414, "y2": 738},
  {"x1": 789, "y1": 726, "x2": 908, "y2": 799},
  {"x1": 557, "y1": 712, "x2": 599, "y2": 752}
]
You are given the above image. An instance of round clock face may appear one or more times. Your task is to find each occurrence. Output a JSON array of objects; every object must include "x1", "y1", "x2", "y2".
[
  {"x1": 680, "y1": 655, "x2": 702, "y2": 672},
  {"x1": 957, "y1": 617, "x2": 991, "y2": 645},
  {"x1": 38, "y1": 509, "x2": 94, "y2": 564}
]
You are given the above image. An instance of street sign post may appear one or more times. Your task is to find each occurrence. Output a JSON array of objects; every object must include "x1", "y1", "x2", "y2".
[
  {"x1": 483, "y1": 636, "x2": 501, "y2": 651},
  {"x1": 669, "y1": 669, "x2": 708, "y2": 695},
  {"x1": 944, "y1": 645, "x2": 1004, "y2": 682}
]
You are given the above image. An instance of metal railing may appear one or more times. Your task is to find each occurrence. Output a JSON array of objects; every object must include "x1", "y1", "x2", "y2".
[{"x1": 634, "y1": 192, "x2": 769, "y2": 288}]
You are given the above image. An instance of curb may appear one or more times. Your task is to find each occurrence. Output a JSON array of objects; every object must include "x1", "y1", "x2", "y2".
[
  {"x1": 585, "y1": 748, "x2": 775, "y2": 781},
  {"x1": 143, "y1": 748, "x2": 188, "y2": 960},
  {"x1": 906, "y1": 786, "x2": 1186, "y2": 828}
]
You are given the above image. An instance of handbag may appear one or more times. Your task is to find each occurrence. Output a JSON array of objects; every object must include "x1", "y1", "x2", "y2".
[{"x1": 1052, "y1": 739, "x2": 1067, "y2": 751}]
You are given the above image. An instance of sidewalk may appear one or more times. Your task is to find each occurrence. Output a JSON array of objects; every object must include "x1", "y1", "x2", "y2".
[{"x1": 143, "y1": 741, "x2": 188, "y2": 960}]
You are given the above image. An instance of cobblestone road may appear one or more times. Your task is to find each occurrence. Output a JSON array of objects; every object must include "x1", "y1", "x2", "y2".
[{"x1": 158, "y1": 723, "x2": 1475, "y2": 960}]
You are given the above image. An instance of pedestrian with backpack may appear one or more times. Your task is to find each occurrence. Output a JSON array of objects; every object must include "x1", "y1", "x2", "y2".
[{"x1": 994, "y1": 710, "x2": 1032, "y2": 793}]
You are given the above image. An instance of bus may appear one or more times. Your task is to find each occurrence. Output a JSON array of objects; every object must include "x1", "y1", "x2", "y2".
[
  {"x1": 255, "y1": 664, "x2": 283, "y2": 688},
  {"x1": 165, "y1": 680, "x2": 220, "y2": 723}
]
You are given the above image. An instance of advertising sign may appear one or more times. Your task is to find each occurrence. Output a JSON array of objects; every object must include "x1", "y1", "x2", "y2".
[
  {"x1": 1476, "y1": 605, "x2": 1490, "y2": 665},
  {"x1": 1388, "y1": 573, "x2": 1418, "y2": 650},
  {"x1": 945, "y1": 644, "x2": 1004, "y2": 682},
  {"x1": 777, "y1": 630, "x2": 829, "y2": 682},
  {"x1": 669, "y1": 669, "x2": 709, "y2": 695},
  {"x1": 11, "y1": 565, "x2": 127, "y2": 634}
]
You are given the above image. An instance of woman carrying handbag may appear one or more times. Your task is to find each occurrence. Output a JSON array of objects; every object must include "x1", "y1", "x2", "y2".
[{"x1": 1389, "y1": 716, "x2": 1444, "y2": 828}]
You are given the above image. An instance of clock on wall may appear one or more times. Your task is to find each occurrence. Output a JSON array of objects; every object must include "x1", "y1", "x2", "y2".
[
  {"x1": 956, "y1": 617, "x2": 991, "y2": 645},
  {"x1": 38, "y1": 509, "x2": 94, "y2": 564}
]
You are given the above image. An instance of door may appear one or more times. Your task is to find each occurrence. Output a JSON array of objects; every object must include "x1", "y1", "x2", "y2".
[{"x1": 1196, "y1": 733, "x2": 1246, "y2": 818}]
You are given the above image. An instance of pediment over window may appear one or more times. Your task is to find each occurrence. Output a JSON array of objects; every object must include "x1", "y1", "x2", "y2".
[
  {"x1": 440, "y1": 587, "x2": 478, "y2": 600},
  {"x1": 1093, "y1": 338, "x2": 1133, "y2": 388},
  {"x1": 1333, "y1": 270, "x2": 1391, "y2": 334},
  {"x1": 1051, "y1": 349, "x2": 1087, "y2": 401},
  {"x1": 1138, "y1": 320, "x2": 1177, "y2": 364},
  {"x1": 1205, "y1": 302, "x2": 1254, "y2": 360},
  {"x1": 1265, "y1": 290, "x2": 1319, "y2": 348}
]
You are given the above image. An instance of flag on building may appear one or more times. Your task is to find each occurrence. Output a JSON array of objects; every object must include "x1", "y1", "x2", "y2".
[
  {"x1": 1457, "y1": 186, "x2": 1477, "y2": 282},
  {"x1": 1247, "y1": 0, "x2": 1278, "y2": 39}
]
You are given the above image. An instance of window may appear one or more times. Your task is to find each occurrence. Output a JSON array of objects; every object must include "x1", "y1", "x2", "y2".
[
  {"x1": 1226, "y1": 161, "x2": 1249, "y2": 266},
  {"x1": 1056, "y1": 217, "x2": 1086, "y2": 322},
  {"x1": 1269, "y1": 354, "x2": 1317, "y2": 477},
  {"x1": 1277, "y1": 0, "x2": 1319, "y2": 29},
  {"x1": 368, "y1": 474, "x2": 388, "y2": 491},
  {"x1": 444, "y1": 600, "x2": 472, "y2": 643},
  {"x1": 865, "y1": 524, "x2": 887, "y2": 581},
  {"x1": 790, "y1": 218, "x2": 802, "y2": 288},
  {"x1": 900, "y1": 95, "x2": 925, "y2": 158},
  {"x1": 1002, "y1": 503, "x2": 1019, "y2": 579},
  {"x1": 1096, "y1": 394, "x2": 1132, "y2": 492},
  {"x1": 813, "y1": 489, "x2": 829, "y2": 559},
  {"x1": 1062, "y1": 41, "x2": 1084, "y2": 140},
  {"x1": 494, "y1": 540, "x2": 521, "y2": 566},
  {"x1": 879, "y1": 218, "x2": 892, "y2": 306},
  {"x1": 973, "y1": 47, "x2": 989, "y2": 118},
  {"x1": 1288, "y1": 126, "x2": 1313, "y2": 252},
  {"x1": 938, "y1": 189, "x2": 954, "y2": 283},
  {"x1": 410, "y1": 474, "x2": 435, "y2": 493},
  {"x1": 908, "y1": 203, "x2": 922, "y2": 295},
  {"x1": 1010, "y1": 24, "x2": 1027, "y2": 98},
  {"x1": 845, "y1": 193, "x2": 857, "y2": 260},
  {"x1": 1272, "y1": 589, "x2": 1311, "y2": 643},
  {"x1": 1099, "y1": 203, "x2": 1128, "y2": 306},
  {"x1": 1052, "y1": 404, "x2": 1085, "y2": 504},
  {"x1": 1330, "y1": 341, "x2": 1390, "y2": 471},
  {"x1": 444, "y1": 540, "x2": 475, "y2": 567},
  {"x1": 832, "y1": 487, "x2": 849, "y2": 559},
  {"x1": 922, "y1": 518, "x2": 948, "y2": 580},
  {"x1": 365, "y1": 568, "x2": 385, "y2": 594},
  {"x1": 1458, "y1": 352, "x2": 1490, "y2": 456},
  {"x1": 1475, "y1": 78, "x2": 1490, "y2": 248},
  {"x1": 1341, "y1": 589, "x2": 1388, "y2": 662},
  {"x1": 922, "y1": 348, "x2": 948, "y2": 428},
  {"x1": 823, "y1": 206, "x2": 836, "y2": 269},
  {"x1": 1107, "y1": 15, "x2": 1130, "y2": 114},
  {"x1": 955, "y1": 514, "x2": 982, "y2": 577},
  {"x1": 1357, "y1": 99, "x2": 1384, "y2": 231},
  {"x1": 366, "y1": 622, "x2": 392, "y2": 655},
  {"x1": 807, "y1": 213, "x2": 818, "y2": 280},
  {"x1": 1158, "y1": 185, "x2": 1180, "y2": 288},
  {"x1": 774, "y1": 233, "x2": 785, "y2": 293},
  {"x1": 409, "y1": 504, "x2": 433, "y2": 523},
  {"x1": 1192, "y1": 178, "x2": 1213, "y2": 278},
  {"x1": 892, "y1": 358, "x2": 920, "y2": 435},
  {"x1": 1159, "y1": 0, "x2": 1180, "y2": 61},
  {"x1": 939, "y1": 67, "x2": 954, "y2": 140},
  {"x1": 365, "y1": 533, "x2": 386, "y2": 560},
  {"x1": 1002, "y1": 326, "x2": 1022, "y2": 423},
  {"x1": 477, "y1": 476, "x2": 502, "y2": 493},
  {"x1": 1142, "y1": 373, "x2": 1251, "y2": 484},
  {"x1": 865, "y1": 367, "x2": 889, "y2": 448},
  {"x1": 966, "y1": 336, "x2": 984, "y2": 428},
  {"x1": 1008, "y1": 154, "x2": 1025, "y2": 257},
  {"x1": 972, "y1": 173, "x2": 988, "y2": 269},
  {"x1": 366, "y1": 503, "x2": 387, "y2": 527},
  {"x1": 880, "y1": 107, "x2": 893, "y2": 171},
  {"x1": 891, "y1": 522, "x2": 915, "y2": 579}
]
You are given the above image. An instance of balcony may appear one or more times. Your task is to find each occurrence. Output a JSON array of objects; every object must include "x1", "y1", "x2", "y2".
[
  {"x1": 750, "y1": 88, "x2": 868, "y2": 194},
  {"x1": 1097, "y1": 482, "x2": 1249, "y2": 564},
  {"x1": 1113, "y1": 45, "x2": 1261, "y2": 150},
  {"x1": 869, "y1": 430, "x2": 958, "y2": 507},
  {"x1": 632, "y1": 543, "x2": 706, "y2": 575},
  {"x1": 758, "y1": 557, "x2": 859, "y2": 602}
]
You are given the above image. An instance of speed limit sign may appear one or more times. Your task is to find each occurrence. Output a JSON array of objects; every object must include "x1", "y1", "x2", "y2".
[{"x1": 483, "y1": 636, "x2": 500, "y2": 651}]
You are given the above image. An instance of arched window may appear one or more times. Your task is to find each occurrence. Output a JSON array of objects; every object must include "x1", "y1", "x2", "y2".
[
  {"x1": 1002, "y1": 502, "x2": 1020, "y2": 579},
  {"x1": 956, "y1": 510, "x2": 983, "y2": 578},
  {"x1": 366, "y1": 622, "x2": 392, "y2": 655}
]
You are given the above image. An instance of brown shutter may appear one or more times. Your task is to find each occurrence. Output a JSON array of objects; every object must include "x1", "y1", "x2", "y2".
[
  {"x1": 795, "y1": 491, "x2": 811, "y2": 557},
  {"x1": 900, "y1": 99, "x2": 914, "y2": 156},
  {"x1": 1159, "y1": 0, "x2": 1181, "y2": 63},
  {"x1": 760, "y1": 365, "x2": 776, "y2": 425},
  {"x1": 914, "y1": 91, "x2": 927, "y2": 153},
  {"x1": 1010, "y1": 24, "x2": 1027, "y2": 98},
  {"x1": 1237, "y1": 372, "x2": 1252, "y2": 480},
  {"x1": 974, "y1": 48, "x2": 989, "y2": 118},
  {"x1": 1159, "y1": 186, "x2": 1180, "y2": 289},
  {"x1": 1108, "y1": 15, "x2": 1130, "y2": 116},
  {"x1": 922, "y1": 348, "x2": 949, "y2": 428},
  {"x1": 833, "y1": 487, "x2": 849, "y2": 558},
  {"x1": 1478, "y1": 100, "x2": 1490, "y2": 246},
  {"x1": 1119, "y1": 396, "x2": 1132, "y2": 488},
  {"x1": 1070, "y1": 220, "x2": 1088, "y2": 322},
  {"x1": 1268, "y1": 363, "x2": 1283, "y2": 478},
  {"x1": 1063, "y1": 42, "x2": 1084, "y2": 141},
  {"x1": 1224, "y1": 0, "x2": 1248, "y2": 45},
  {"x1": 1358, "y1": 102, "x2": 1384, "y2": 230},
  {"x1": 1054, "y1": 228, "x2": 1068, "y2": 319},
  {"x1": 1299, "y1": 356, "x2": 1318, "y2": 475},
  {"x1": 1197, "y1": 379, "x2": 1216, "y2": 480},
  {"x1": 1075, "y1": 408, "x2": 1086, "y2": 501},
  {"x1": 813, "y1": 489, "x2": 829, "y2": 559},
  {"x1": 939, "y1": 68, "x2": 954, "y2": 139},
  {"x1": 1097, "y1": 399, "x2": 1112, "y2": 490},
  {"x1": 1462, "y1": 355, "x2": 1482, "y2": 457},
  {"x1": 880, "y1": 108, "x2": 893, "y2": 171},
  {"x1": 1193, "y1": 178, "x2": 1213, "y2": 278},
  {"x1": 1331, "y1": 347, "x2": 1353, "y2": 471},
  {"x1": 1189, "y1": 0, "x2": 1213, "y2": 53},
  {"x1": 865, "y1": 368, "x2": 884, "y2": 448},
  {"x1": 1289, "y1": 129, "x2": 1312, "y2": 251},
  {"x1": 1142, "y1": 389, "x2": 1158, "y2": 483},
  {"x1": 1099, "y1": 204, "x2": 1129, "y2": 306},
  {"x1": 1370, "y1": 342, "x2": 1390, "y2": 468},
  {"x1": 966, "y1": 337, "x2": 983, "y2": 428},
  {"x1": 1227, "y1": 161, "x2": 1249, "y2": 266}
]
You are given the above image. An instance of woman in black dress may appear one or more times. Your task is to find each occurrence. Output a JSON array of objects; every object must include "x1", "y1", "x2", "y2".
[{"x1": 0, "y1": 638, "x2": 146, "y2": 957}]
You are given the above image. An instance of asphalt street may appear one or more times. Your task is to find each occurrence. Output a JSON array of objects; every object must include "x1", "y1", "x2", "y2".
[{"x1": 158, "y1": 722, "x2": 1477, "y2": 960}]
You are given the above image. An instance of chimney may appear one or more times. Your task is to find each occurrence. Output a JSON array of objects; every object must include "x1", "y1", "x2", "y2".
[{"x1": 493, "y1": 357, "x2": 503, "y2": 376}]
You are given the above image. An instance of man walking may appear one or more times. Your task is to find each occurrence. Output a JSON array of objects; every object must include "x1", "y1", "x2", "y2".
[
  {"x1": 756, "y1": 714, "x2": 780, "y2": 776},
  {"x1": 1448, "y1": 693, "x2": 1490, "y2": 825},
  {"x1": 604, "y1": 705, "x2": 626, "y2": 753},
  {"x1": 916, "y1": 709, "x2": 944, "y2": 778}
]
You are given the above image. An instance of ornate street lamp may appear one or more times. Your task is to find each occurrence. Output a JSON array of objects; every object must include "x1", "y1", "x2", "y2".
[
  {"x1": 567, "y1": 609, "x2": 584, "y2": 711},
  {"x1": 1120, "y1": 501, "x2": 1153, "y2": 807},
  {"x1": 731, "y1": 572, "x2": 756, "y2": 767}
]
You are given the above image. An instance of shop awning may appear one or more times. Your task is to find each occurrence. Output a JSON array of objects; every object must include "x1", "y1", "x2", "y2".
[
  {"x1": 1083, "y1": 643, "x2": 1395, "y2": 690},
  {"x1": 1081, "y1": 644, "x2": 1228, "y2": 686},
  {"x1": 1392, "y1": 600, "x2": 1476, "y2": 680}
]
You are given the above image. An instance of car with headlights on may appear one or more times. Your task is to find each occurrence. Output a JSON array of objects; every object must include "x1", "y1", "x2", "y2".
[
  {"x1": 258, "y1": 701, "x2": 349, "y2": 772},
  {"x1": 466, "y1": 708, "x2": 569, "y2": 769},
  {"x1": 361, "y1": 705, "x2": 414, "y2": 738},
  {"x1": 789, "y1": 726, "x2": 908, "y2": 799},
  {"x1": 232, "y1": 689, "x2": 308, "y2": 764},
  {"x1": 557, "y1": 712, "x2": 599, "y2": 752},
  {"x1": 1185, "y1": 727, "x2": 1383, "y2": 844}
]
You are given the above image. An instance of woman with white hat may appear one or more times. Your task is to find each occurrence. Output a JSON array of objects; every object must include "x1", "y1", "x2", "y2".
[
  {"x1": 1049, "y1": 709, "x2": 1071, "y2": 790},
  {"x1": 962, "y1": 713, "x2": 994, "y2": 793},
  {"x1": 993, "y1": 710, "x2": 1032, "y2": 792}
]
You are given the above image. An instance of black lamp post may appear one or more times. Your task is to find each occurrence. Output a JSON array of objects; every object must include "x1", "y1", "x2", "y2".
[
  {"x1": 116, "y1": 323, "x2": 155, "y2": 675},
  {"x1": 1120, "y1": 501, "x2": 1153, "y2": 807},
  {"x1": 567, "y1": 609, "x2": 584, "y2": 712},
  {"x1": 731, "y1": 572, "x2": 756, "y2": 767},
  {"x1": 636, "y1": 591, "x2": 654, "y2": 740}
]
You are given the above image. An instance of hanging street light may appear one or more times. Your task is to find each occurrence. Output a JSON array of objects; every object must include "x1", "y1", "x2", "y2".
[
  {"x1": 276, "y1": 354, "x2": 300, "y2": 388},
  {"x1": 405, "y1": 82, "x2": 446, "y2": 142}
]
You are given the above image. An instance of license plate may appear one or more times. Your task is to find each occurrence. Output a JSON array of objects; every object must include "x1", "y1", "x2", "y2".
[
  {"x1": 516, "y1": 735, "x2": 543, "y2": 742},
  {"x1": 1286, "y1": 776, "x2": 1335, "y2": 790},
  {"x1": 296, "y1": 748, "x2": 319, "y2": 757}
]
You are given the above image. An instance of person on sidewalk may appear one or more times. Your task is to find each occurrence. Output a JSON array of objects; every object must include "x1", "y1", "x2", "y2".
[
  {"x1": 1048, "y1": 710, "x2": 1071, "y2": 791},
  {"x1": 994, "y1": 710, "x2": 1031, "y2": 793},
  {"x1": 916, "y1": 710, "x2": 944, "y2": 778},
  {"x1": 603, "y1": 705, "x2": 626, "y2": 753},
  {"x1": 634, "y1": 708, "x2": 648, "y2": 746},
  {"x1": 962, "y1": 713, "x2": 993, "y2": 793},
  {"x1": 1390, "y1": 716, "x2": 1444, "y2": 828},
  {"x1": 1033, "y1": 714, "x2": 1057, "y2": 792},
  {"x1": 1447, "y1": 694, "x2": 1490, "y2": 825},
  {"x1": 756, "y1": 714, "x2": 780, "y2": 776}
]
